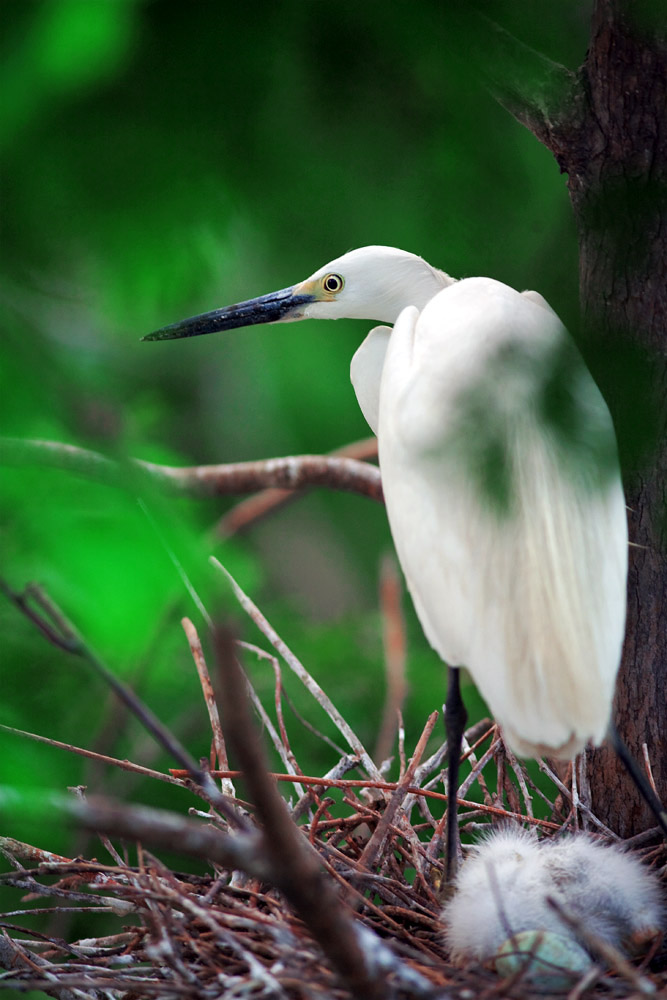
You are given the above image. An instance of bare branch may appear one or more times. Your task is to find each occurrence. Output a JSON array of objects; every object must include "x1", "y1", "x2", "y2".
[
  {"x1": 358, "y1": 712, "x2": 439, "y2": 873},
  {"x1": 216, "y1": 435, "x2": 379, "y2": 536},
  {"x1": 181, "y1": 617, "x2": 236, "y2": 799},
  {"x1": 212, "y1": 558, "x2": 384, "y2": 783},
  {"x1": 0, "y1": 723, "x2": 183, "y2": 786},
  {"x1": 0, "y1": 436, "x2": 383, "y2": 503},
  {"x1": 0, "y1": 580, "x2": 247, "y2": 832},
  {"x1": 212, "y1": 626, "x2": 391, "y2": 1000}
]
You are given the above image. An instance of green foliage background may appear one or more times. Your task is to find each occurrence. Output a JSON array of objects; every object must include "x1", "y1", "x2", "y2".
[{"x1": 1, "y1": 0, "x2": 588, "y2": 891}]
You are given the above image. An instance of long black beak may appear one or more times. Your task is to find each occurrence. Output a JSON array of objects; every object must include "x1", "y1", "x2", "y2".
[{"x1": 142, "y1": 286, "x2": 316, "y2": 342}]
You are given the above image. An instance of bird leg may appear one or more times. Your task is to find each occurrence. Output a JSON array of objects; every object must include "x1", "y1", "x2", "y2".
[
  {"x1": 609, "y1": 723, "x2": 667, "y2": 838},
  {"x1": 444, "y1": 665, "x2": 467, "y2": 881}
]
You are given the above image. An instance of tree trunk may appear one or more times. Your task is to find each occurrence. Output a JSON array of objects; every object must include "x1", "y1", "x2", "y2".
[
  {"x1": 450, "y1": 1, "x2": 666, "y2": 834},
  {"x1": 566, "y1": 2, "x2": 667, "y2": 835}
]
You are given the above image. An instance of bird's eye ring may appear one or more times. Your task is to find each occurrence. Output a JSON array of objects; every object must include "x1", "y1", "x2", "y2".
[{"x1": 323, "y1": 273, "x2": 344, "y2": 293}]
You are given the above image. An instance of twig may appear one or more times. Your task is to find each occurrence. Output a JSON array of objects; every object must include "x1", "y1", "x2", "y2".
[
  {"x1": 167, "y1": 769, "x2": 563, "y2": 829},
  {"x1": 0, "y1": 580, "x2": 248, "y2": 832},
  {"x1": 538, "y1": 759, "x2": 620, "y2": 840},
  {"x1": 642, "y1": 742, "x2": 659, "y2": 797},
  {"x1": 212, "y1": 626, "x2": 391, "y2": 1000},
  {"x1": 24, "y1": 792, "x2": 274, "y2": 882},
  {"x1": 239, "y1": 640, "x2": 347, "y2": 758},
  {"x1": 212, "y1": 558, "x2": 383, "y2": 783},
  {"x1": 181, "y1": 617, "x2": 235, "y2": 799},
  {"x1": 504, "y1": 744, "x2": 534, "y2": 819},
  {"x1": 0, "y1": 932, "x2": 83, "y2": 1000},
  {"x1": 291, "y1": 754, "x2": 361, "y2": 822},
  {"x1": 0, "y1": 724, "x2": 184, "y2": 786},
  {"x1": 358, "y1": 712, "x2": 439, "y2": 873},
  {"x1": 216, "y1": 436, "x2": 379, "y2": 536},
  {"x1": 0, "y1": 437, "x2": 383, "y2": 503},
  {"x1": 239, "y1": 661, "x2": 307, "y2": 801}
]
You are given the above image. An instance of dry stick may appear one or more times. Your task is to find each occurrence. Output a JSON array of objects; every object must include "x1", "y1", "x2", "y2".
[
  {"x1": 212, "y1": 627, "x2": 399, "y2": 1000},
  {"x1": 211, "y1": 557, "x2": 384, "y2": 784},
  {"x1": 69, "y1": 785, "x2": 126, "y2": 869},
  {"x1": 642, "y1": 742, "x2": 659, "y2": 798},
  {"x1": 374, "y1": 554, "x2": 407, "y2": 766},
  {"x1": 291, "y1": 754, "x2": 361, "y2": 822},
  {"x1": 0, "y1": 933, "x2": 83, "y2": 1000},
  {"x1": 397, "y1": 710, "x2": 407, "y2": 779},
  {"x1": 239, "y1": 665, "x2": 307, "y2": 801},
  {"x1": 418, "y1": 718, "x2": 494, "y2": 790},
  {"x1": 538, "y1": 759, "x2": 620, "y2": 840},
  {"x1": 458, "y1": 738, "x2": 503, "y2": 800},
  {"x1": 167, "y1": 768, "x2": 562, "y2": 829},
  {"x1": 0, "y1": 581, "x2": 248, "y2": 833},
  {"x1": 239, "y1": 640, "x2": 347, "y2": 756},
  {"x1": 216, "y1": 436, "x2": 379, "y2": 537},
  {"x1": 0, "y1": 724, "x2": 184, "y2": 787},
  {"x1": 0, "y1": 437, "x2": 383, "y2": 503},
  {"x1": 459, "y1": 735, "x2": 494, "y2": 807},
  {"x1": 266, "y1": 652, "x2": 305, "y2": 787},
  {"x1": 181, "y1": 617, "x2": 235, "y2": 800},
  {"x1": 358, "y1": 712, "x2": 439, "y2": 874},
  {"x1": 59, "y1": 795, "x2": 274, "y2": 882}
]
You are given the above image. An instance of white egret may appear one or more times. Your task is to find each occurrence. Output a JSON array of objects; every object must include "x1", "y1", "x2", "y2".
[
  {"x1": 144, "y1": 246, "x2": 665, "y2": 869},
  {"x1": 442, "y1": 825, "x2": 664, "y2": 967}
]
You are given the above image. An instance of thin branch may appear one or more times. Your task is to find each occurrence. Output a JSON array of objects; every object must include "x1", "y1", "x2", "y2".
[
  {"x1": 212, "y1": 626, "x2": 391, "y2": 1000},
  {"x1": 212, "y1": 558, "x2": 384, "y2": 783},
  {"x1": 358, "y1": 712, "x2": 439, "y2": 873},
  {"x1": 538, "y1": 759, "x2": 621, "y2": 840},
  {"x1": 166, "y1": 768, "x2": 562, "y2": 829},
  {"x1": 0, "y1": 436, "x2": 383, "y2": 503},
  {"x1": 0, "y1": 580, "x2": 248, "y2": 832},
  {"x1": 3, "y1": 791, "x2": 274, "y2": 882},
  {"x1": 181, "y1": 617, "x2": 235, "y2": 799},
  {"x1": 216, "y1": 436, "x2": 379, "y2": 536},
  {"x1": 0, "y1": 723, "x2": 183, "y2": 787}
]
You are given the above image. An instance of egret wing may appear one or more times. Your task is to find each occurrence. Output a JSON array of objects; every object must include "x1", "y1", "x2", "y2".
[
  {"x1": 378, "y1": 282, "x2": 627, "y2": 757},
  {"x1": 350, "y1": 325, "x2": 392, "y2": 436}
]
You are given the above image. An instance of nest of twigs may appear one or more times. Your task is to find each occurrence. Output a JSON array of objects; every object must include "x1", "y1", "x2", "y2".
[{"x1": 1, "y1": 568, "x2": 665, "y2": 1000}]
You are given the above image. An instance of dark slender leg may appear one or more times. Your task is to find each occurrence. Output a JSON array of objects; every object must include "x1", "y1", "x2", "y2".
[
  {"x1": 445, "y1": 665, "x2": 467, "y2": 881},
  {"x1": 609, "y1": 723, "x2": 667, "y2": 838}
]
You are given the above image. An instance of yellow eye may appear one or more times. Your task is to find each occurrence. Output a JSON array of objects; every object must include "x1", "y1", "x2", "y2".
[{"x1": 322, "y1": 273, "x2": 344, "y2": 293}]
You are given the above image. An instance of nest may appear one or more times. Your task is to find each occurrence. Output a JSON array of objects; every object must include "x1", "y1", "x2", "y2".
[{"x1": 1, "y1": 573, "x2": 665, "y2": 1000}]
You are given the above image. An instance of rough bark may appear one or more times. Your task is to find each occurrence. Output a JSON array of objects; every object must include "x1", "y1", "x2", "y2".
[
  {"x1": 463, "y1": 1, "x2": 667, "y2": 834},
  {"x1": 566, "y1": 2, "x2": 667, "y2": 836}
]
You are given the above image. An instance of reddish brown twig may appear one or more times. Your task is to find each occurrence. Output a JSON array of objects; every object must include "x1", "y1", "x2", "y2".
[
  {"x1": 359, "y1": 712, "x2": 439, "y2": 873},
  {"x1": 181, "y1": 617, "x2": 235, "y2": 799}
]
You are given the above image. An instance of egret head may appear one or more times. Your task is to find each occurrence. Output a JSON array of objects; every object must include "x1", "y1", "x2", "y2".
[{"x1": 143, "y1": 245, "x2": 452, "y2": 341}]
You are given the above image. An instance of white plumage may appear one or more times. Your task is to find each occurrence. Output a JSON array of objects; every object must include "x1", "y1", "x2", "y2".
[
  {"x1": 442, "y1": 826, "x2": 664, "y2": 965},
  {"x1": 359, "y1": 276, "x2": 627, "y2": 757},
  {"x1": 145, "y1": 246, "x2": 628, "y2": 761}
]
